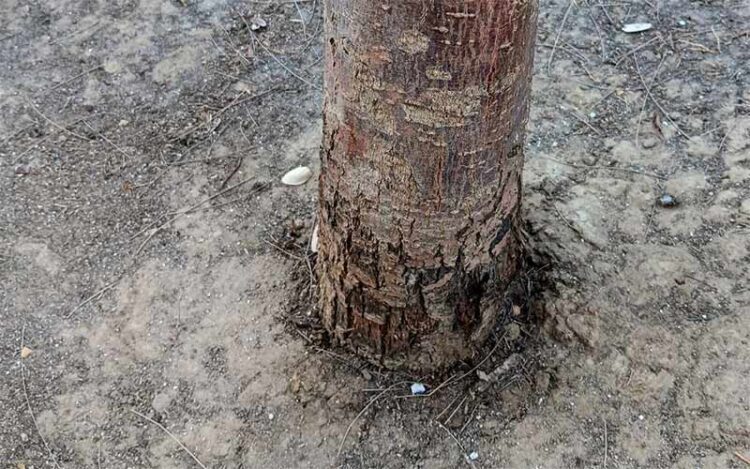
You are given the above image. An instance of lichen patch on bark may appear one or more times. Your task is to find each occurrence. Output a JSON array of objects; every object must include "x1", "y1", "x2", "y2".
[{"x1": 398, "y1": 29, "x2": 430, "y2": 55}]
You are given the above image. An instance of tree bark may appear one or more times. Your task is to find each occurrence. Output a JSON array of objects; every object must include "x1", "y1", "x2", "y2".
[{"x1": 317, "y1": 0, "x2": 538, "y2": 369}]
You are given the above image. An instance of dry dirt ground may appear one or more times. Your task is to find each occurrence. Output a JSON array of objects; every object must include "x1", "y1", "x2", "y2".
[{"x1": 2, "y1": 0, "x2": 749, "y2": 468}]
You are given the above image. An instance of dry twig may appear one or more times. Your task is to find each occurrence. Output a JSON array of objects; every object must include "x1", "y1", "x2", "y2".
[
  {"x1": 735, "y1": 451, "x2": 750, "y2": 466},
  {"x1": 19, "y1": 325, "x2": 64, "y2": 469},
  {"x1": 250, "y1": 31, "x2": 319, "y2": 89},
  {"x1": 336, "y1": 382, "x2": 407, "y2": 460},
  {"x1": 25, "y1": 98, "x2": 90, "y2": 141},
  {"x1": 633, "y1": 57, "x2": 691, "y2": 139},
  {"x1": 538, "y1": 155, "x2": 665, "y2": 179},
  {"x1": 129, "y1": 409, "x2": 208, "y2": 469},
  {"x1": 133, "y1": 177, "x2": 257, "y2": 255},
  {"x1": 547, "y1": 0, "x2": 577, "y2": 71},
  {"x1": 396, "y1": 341, "x2": 502, "y2": 399},
  {"x1": 603, "y1": 419, "x2": 608, "y2": 468},
  {"x1": 64, "y1": 276, "x2": 124, "y2": 319},
  {"x1": 437, "y1": 421, "x2": 478, "y2": 468},
  {"x1": 37, "y1": 65, "x2": 103, "y2": 95}
]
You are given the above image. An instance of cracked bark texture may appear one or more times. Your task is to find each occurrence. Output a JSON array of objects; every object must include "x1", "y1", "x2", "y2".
[{"x1": 317, "y1": 0, "x2": 538, "y2": 369}]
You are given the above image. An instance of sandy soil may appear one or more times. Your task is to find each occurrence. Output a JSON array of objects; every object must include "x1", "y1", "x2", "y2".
[{"x1": 1, "y1": 0, "x2": 749, "y2": 468}]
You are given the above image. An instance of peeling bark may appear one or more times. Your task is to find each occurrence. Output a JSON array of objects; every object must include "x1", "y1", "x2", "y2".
[{"x1": 317, "y1": 0, "x2": 538, "y2": 369}]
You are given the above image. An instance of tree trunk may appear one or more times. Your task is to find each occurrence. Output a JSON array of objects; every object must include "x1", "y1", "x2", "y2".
[{"x1": 317, "y1": 0, "x2": 538, "y2": 369}]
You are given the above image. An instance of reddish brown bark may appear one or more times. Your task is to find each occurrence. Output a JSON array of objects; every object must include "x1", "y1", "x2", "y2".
[{"x1": 317, "y1": 0, "x2": 538, "y2": 369}]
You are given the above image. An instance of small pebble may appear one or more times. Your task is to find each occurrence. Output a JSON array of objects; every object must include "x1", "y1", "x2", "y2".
[
  {"x1": 469, "y1": 451, "x2": 479, "y2": 461},
  {"x1": 14, "y1": 164, "x2": 30, "y2": 176},
  {"x1": 581, "y1": 155, "x2": 599, "y2": 166},
  {"x1": 268, "y1": 413, "x2": 274, "y2": 420},
  {"x1": 678, "y1": 19, "x2": 687, "y2": 26},
  {"x1": 641, "y1": 137, "x2": 658, "y2": 149},
  {"x1": 251, "y1": 16, "x2": 267, "y2": 31},
  {"x1": 658, "y1": 194, "x2": 678, "y2": 208}
]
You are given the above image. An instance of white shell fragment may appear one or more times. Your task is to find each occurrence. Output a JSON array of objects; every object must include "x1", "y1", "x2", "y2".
[
  {"x1": 310, "y1": 223, "x2": 319, "y2": 253},
  {"x1": 410, "y1": 383, "x2": 427, "y2": 395},
  {"x1": 251, "y1": 16, "x2": 267, "y2": 31},
  {"x1": 281, "y1": 166, "x2": 312, "y2": 186},
  {"x1": 622, "y1": 22, "x2": 653, "y2": 33}
]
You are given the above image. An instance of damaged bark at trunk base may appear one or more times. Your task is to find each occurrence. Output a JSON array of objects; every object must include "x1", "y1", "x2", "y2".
[{"x1": 317, "y1": 0, "x2": 538, "y2": 370}]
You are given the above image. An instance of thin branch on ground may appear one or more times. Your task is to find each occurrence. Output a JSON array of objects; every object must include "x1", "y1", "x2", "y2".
[
  {"x1": 547, "y1": 0, "x2": 576, "y2": 72},
  {"x1": 129, "y1": 409, "x2": 208, "y2": 469},
  {"x1": 614, "y1": 36, "x2": 661, "y2": 66},
  {"x1": 396, "y1": 341, "x2": 502, "y2": 400},
  {"x1": 64, "y1": 275, "x2": 124, "y2": 319},
  {"x1": 37, "y1": 65, "x2": 103, "y2": 95},
  {"x1": 538, "y1": 155, "x2": 666, "y2": 179},
  {"x1": 49, "y1": 21, "x2": 103, "y2": 45},
  {"x1": 436, "y1": 421, "x2": 478, "y2": 468},
  {"x1": 551, "y1": 202, "x2": 587, "y2": 242},
  {"x1": 634, "y1": 54, "x2": 667, "y2": 146},
  {"x1": 603, "y1": 419, "x2": 608, "y2": 468},
  {"x1": 336, "y1": 382, "x2": 407, "y2": 460},
  {"x1": 264, "y1": 238, "x2": 305, "y2": 261},
  {"x1": 169, "y1": 86, "x2": 283, "y2": 144},
  {"x1": 633, "y1": 57, "x2": 691, "y2": 139},
  {"x1": 567, "y1": 109, "x2": 602, "y2": 135},
  {"x1": 250, "y1": 31, "x2": 319, "y2": 89},
  {"x1": 133, "y1": 177, "x2": 257, "y2": 255},
  {"x1": 25, "y1": 97, "x2": 89, "y2": 141},
  {"x1": 217, "y1": 25, "x2": 252, "y2": 67},
  {"x1": 83, "y1": 121, "x2": 132, "y2": 162},
  {"x1": 220, "y1": 154, "x2": 244, "y2": 189},
  {"x1": 586, "y1": 6, "x2": 607, "y2": 58},
  {"x1": 443, "y1": 393, "x2": 469, "y2": 426},
  {"x1": 20, "y1": 325, "x2": 65, "y2": 469},
  {"x1": 435, "y1": 392, "x2": 464, "y2": 422},
  {"x1": 292, "y1": 0, "x2": 308, "y2": 35},
  {"x1": 597, "y1": 0, "x2": 616, "y2": 26},
  {"x1": 735, "y1": 451, "x2": 750, "y2": 466}
]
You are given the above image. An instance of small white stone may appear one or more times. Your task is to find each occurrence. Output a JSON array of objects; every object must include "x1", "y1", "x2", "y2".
[
  {"x1": 268, "y1": 413, "x2": 275, "y2": 420},
  {"x1": 469, "y1": 451, "x2": 479, "y2": 461},
  {"x1": 638, "y1": 415, "x2": 645, "y2": 421}
]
